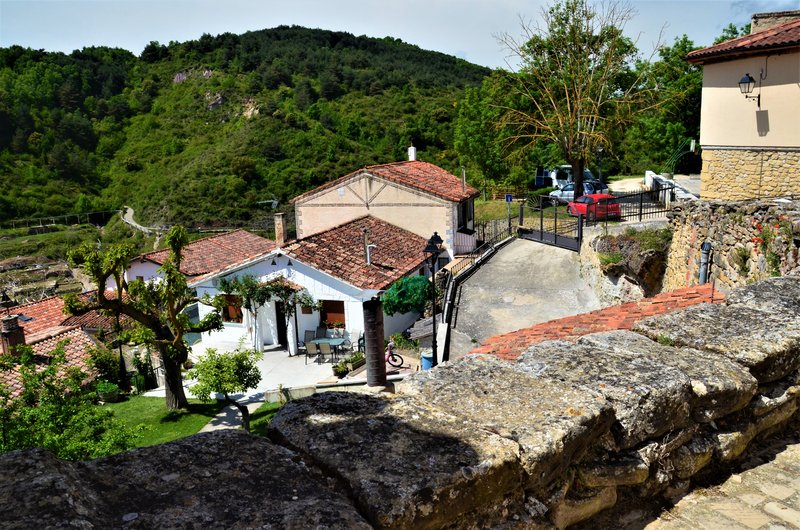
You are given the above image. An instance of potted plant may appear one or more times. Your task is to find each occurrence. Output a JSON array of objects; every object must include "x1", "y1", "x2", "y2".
[
  {"x1": 96, "y1": 380, "x2": 121, "y2": 403},
  {"x1": 332, "y1": 361, "x2": 348, "y2": 378}
]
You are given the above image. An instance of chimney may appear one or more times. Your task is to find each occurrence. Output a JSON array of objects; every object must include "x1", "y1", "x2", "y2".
[
  {"x1": 1, "y1": 315, "x2": 25, "y2": 356},
  {"x1": 751, "y1": 10, "x2": 800, "y2": 33},
  {"x1": 363, "y1": 228, "x2": 377, "y2": 265},
  {"x1": 461, "y1": 166, "x2": 466, "y2": 192},
  {"x1": 274, "y1": 213, "x2": 285, "y2": 247},
  {"x1": 408, "y1": 144, "x2": 416, "y2": 161}
]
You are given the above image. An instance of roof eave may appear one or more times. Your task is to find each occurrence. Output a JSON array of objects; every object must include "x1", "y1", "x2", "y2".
[{"x1": 686, "y1": 43, "x2": 800, "y2": 64}]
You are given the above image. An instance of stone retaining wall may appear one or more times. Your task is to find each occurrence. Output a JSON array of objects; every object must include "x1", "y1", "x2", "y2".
[
  {"x1": 663, "y1": 199, "x2": 800, "y2": 292},
  {"x1": 2, "y1": 277, "x2": 800, "y2": 529},
  {"x1": 700, "y1": 148, "x2": 800, "y2": 200}
]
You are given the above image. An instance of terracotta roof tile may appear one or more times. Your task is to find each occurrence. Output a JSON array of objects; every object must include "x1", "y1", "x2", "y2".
[
  {"x1": 292, "y1": 160, "x2": 479, "y2": 204},
  {"x1": 470, "y1": 284, "x2": 723, "y2": 361},
  {"x1": 139, "y1": 230, "x2": 276, "y2": 278},
  {"x1": 0, "y1": 327, "x2": 98, "y2": 399},
  {"x1": 687, "y1": 19, "x2": 800, "y2": 63},
  {"x1": 1, "y1": 292, "x2": 132, "y2": 340},
  {"x1": 283, "y1": 216, "x2": 428, "y2": 290}
]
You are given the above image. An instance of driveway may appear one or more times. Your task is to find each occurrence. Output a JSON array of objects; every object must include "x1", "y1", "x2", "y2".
[{"x1": 448, "y1": 238, "x2": 601, "y2": 358}]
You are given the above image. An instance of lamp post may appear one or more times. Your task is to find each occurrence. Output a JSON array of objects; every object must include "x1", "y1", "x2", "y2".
[
  {"x1": 424, "y1": 232, "x2": 443, "y2": 367},
  {"x1": 597, "y1": 146, "x2": 604, "y2": 183}
]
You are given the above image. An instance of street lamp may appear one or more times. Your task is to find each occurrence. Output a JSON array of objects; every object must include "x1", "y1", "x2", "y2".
[
  {"x1": 424, "y1": 232, "x2": 443, "y2": 367},
  {"x1": 597, "y1": 146, "x2": 604, "y2": 182},
  {"x1": 738, "y1": 73, "x2": 760, "y2": 108}
]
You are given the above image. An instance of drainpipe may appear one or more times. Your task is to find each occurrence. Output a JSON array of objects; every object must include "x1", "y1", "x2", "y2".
[{"x1": 699, "y1": 241, "x2": 712, "y2": 284}]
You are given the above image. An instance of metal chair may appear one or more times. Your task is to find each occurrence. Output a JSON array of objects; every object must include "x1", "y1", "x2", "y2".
[
  {"x1": 318, "y1": 342, "x2": 334, "y2": 363},
  {"x1": 305, "y1": 342, "x2": 320, "y2": 365},
  {"x1": 316, "y1": 325, "x2": 328, "y2": 339},
  {"x1": 303, "y1": 330, "x2": 316, "y2": 345}
]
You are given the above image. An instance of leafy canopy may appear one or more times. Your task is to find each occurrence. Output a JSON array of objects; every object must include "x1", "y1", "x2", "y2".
[{"x1": 382, "y1": 276, "x2": 433, "y2": 316}]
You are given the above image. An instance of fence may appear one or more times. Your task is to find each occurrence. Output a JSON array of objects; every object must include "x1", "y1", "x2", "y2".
[{"x1": 592, "y1": 182, "x2": 676, "y2": 230}]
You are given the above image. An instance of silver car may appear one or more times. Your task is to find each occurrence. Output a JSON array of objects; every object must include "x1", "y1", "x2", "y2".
[{"x1": 548, "y1": 181, "x2": 610, "y2": 204}]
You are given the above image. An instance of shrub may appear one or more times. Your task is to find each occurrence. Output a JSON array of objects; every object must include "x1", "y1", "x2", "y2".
[
  {"x1": 598, "y1": 251, "x2": 624, "y2": 266},
  {"x1": 88, "y1": 347, "x2": 121, "y2": 385}
]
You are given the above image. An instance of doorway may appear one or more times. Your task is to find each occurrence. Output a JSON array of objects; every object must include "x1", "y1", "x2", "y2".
[{"x1": 275, "y1": 302, "x2": 288, "y2": 348}]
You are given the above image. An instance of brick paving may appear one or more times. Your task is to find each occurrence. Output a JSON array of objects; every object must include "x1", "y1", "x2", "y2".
[{"x1": 469, "y1": 282, "x2": 723, "y2": 360}]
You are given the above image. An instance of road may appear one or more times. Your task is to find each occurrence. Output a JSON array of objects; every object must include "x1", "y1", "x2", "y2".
[{"x1": 448, "y1": 238, "x2": 601, "y2": 359}]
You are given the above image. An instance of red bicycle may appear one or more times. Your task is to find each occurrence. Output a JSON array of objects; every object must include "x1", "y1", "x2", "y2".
[{"x1": 385, "y1": 342, "x2": 404, "y2": 367}]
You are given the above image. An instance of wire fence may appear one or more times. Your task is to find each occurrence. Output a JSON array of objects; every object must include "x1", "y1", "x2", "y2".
[{"x1": 0, "y1": 210, "x2": 121, "y2": 230}]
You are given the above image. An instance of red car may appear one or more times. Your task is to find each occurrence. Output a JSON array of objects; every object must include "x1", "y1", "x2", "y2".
[{"x1": 567, "y1": 193, "x2": 621, "y2": 220}]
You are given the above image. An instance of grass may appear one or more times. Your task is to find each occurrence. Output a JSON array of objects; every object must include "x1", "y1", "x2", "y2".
[
  {"x1": 0, "y1": 225, "x2": 99, "y2": 261},
  {"x1": 598, "y1": 251, "x2": 624, "y2": 266},
  {"x1": 474, "y1": 199, "x2": 516, "y2": 222},
  {"x1": 104, "y1": 395, "x2": 225, "y2": 448},
  {"x1": 250, "y1": 401, "x2": 283, "y2": 437},
  {"x1": 623, "y1": 227, "x2": 673, "y2": 252}
]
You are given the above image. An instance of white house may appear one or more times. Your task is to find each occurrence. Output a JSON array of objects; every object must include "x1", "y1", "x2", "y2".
[
  {"x1": 292, "y1": 148, "x2": 480, "y2": 259},
  {"x1": 190, "y1": 216, "x2": 429, "y2": 355}
]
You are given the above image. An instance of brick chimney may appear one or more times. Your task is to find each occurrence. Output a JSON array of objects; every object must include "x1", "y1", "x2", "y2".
[
  {"x1": 751, "y1": 10, "x2": 800, "y2": 33},
  {"x1": 274, "y1": 213, "x2": 285, "y2": 247},
  {"x1": 1, "y1": 315, "x2": 25, "y2": 356}
]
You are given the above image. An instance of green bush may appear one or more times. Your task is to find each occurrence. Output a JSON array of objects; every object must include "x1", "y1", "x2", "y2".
[
  {"x1": 598, "y1": 251, "x2": 624, "y2": 266},
  {"x1": 88, "y1": 347, "x2": 122, "y2": 385}
]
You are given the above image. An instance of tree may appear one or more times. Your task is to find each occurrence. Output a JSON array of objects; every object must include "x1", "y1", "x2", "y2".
[
  {"x1": 498, "y1": 0, "x2": 660, "y2": 199},
  {"x1": 0, "y1": 343, "x2": 138, "y2": 459},
  {"x1": 65, "y1": 226, "x2": 225, "y2": 410},
  {"x1": 382, "y1": 276, "x2": 434, "y2": 316},
  {"x1": 186, "y1": 346, "x2": 262, "y2": 432},
  {"x1": 714, "y1": 23, "x2": 751, "y2": 45}
]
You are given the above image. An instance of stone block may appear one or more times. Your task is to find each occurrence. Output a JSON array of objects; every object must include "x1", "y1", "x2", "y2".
[
  {"x1": 634, "y1": 304, "x2": 800, "y2": 383},
  {"x1": 269, "y1": 391, "x2": 523, "y2": 529},
  {"x1": 670, "y1": 435, "x2": 715, "y2": 479},
  {"x1": 726, "y1": 276, "x2": 800, "y2": 314},
  {"x1": 549, "y1": 486, "x2": 617, "y2": 529},
  {"x1": 578, "y1": 330, "x2": 758, "y2": 422},
  {"x1": 713, "y1": 399, "x2": 798, "y2": 462},
  {"x1": 400, "y1": 354, "x2": 614, "y2": 495},
  {"x1": 517, "y1": 340, "x2": 693, "y2": 449},
  {"x1": 577, "y1": 450, "x2": 650, "y2": 487},
  {"x1": 0, "y1": 431, "x2": 372, "y2": 529}
]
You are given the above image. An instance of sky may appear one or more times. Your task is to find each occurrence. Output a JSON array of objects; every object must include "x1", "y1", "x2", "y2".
[{"x1": 1, "y1": 0, "x2": 797, "y2": 68}]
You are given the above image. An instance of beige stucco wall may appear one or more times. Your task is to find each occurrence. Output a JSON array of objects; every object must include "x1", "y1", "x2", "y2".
[
  {"x1": 698, "y1": 51, "x2": 799, "y2": 148},
  {"x1": 295, "y1": 173, "x2": 456, "y2": 253},
  {"x1": 700, "y1": 147, "x2": 800, "y2": 200}
]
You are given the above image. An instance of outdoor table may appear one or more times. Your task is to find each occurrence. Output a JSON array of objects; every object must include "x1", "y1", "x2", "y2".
[{"x1": 310, "y1": 337, "x2": 347, "y2": 362}]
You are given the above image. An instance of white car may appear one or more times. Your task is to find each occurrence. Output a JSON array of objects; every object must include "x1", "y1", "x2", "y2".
[
  {"x1": 549, "y1": 165, "x2": 596, "y2": 188},
  {"x1": 549, "y1": 181, "x2": 610, "y2": 204}
]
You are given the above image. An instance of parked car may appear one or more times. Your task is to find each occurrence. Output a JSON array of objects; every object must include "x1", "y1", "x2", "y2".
[
  {"x1": 566, "y1": 194, "x2": 621, "y2": 220},
  {"x1": 548, "y1": 165, "x2": 596, "y2": 188},
  {"x1": 549, "y1": 181, "x2": 610, "y2": 204}
]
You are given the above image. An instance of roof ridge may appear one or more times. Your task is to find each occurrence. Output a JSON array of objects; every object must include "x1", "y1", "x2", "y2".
[
  {"x1": 0, "y1": 294, "x2": 63, "y2": 313},
  {"x1": 285, "y1": 215, "x2": 376, "y2": 248}
]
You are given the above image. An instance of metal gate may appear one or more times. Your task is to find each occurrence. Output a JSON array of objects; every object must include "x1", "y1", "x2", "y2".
[{"x1": 517, "y1": 197, "x2": 583, "y2": 252}]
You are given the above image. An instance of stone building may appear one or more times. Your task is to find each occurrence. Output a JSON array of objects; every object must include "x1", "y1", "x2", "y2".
[{"x1": 686, "y1": 11, "x2": 800, "y2": 200}]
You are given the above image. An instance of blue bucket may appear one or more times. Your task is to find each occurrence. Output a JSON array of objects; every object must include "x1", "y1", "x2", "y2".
[{"x1": 421, "y1": 352, "x2": 434, "y2": 370}]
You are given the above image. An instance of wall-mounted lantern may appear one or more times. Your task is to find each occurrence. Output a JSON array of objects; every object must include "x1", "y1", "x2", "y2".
[{"x1": 738, "y1": 72, "x2": 761, "y2": 108}]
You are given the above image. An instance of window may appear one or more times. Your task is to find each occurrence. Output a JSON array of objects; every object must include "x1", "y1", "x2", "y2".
[
  {"x1": 222, "y1": 294, "x2": 243, "y2": 323},
  {"x1": 320, "y1": 300, "x2": 345, "y2": 328},
  {"x1": 457, "y1": 198, "x2": 474, "y2": 232}
]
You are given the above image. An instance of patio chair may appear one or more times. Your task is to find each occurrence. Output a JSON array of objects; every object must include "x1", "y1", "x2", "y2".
[
  {"x1": 303, "y1": 330, "x2": 316, "y2": 345},
  {"x1": 305, "y1": 342, "x2": 320, "y2": 365},
  {"x1": 318, "y1": 342, "x2": 334, "y2": 363},
  {"x1": 357, "y1": 332, "x2": 365, "y2": 352},
  {"x1": 315, "y1": 325, "x2": 328, "y2": 339}
]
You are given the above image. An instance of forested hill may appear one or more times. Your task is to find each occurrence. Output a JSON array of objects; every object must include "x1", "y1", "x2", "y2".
[{"x1": 0, "y1": 26, "x2": 490, "y2": 226}]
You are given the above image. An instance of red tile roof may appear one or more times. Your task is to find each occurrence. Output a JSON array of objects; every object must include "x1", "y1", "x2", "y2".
[
  {"x1": 686, "y1": 19, "x2": 800, "y2": 63},
  {"x1": 292, "y1": 160, "x2": 479, "y2": 204},
  {"x1": 283, "y1": 216, "x2": 428, "y2": 291},
  {"x1": 139, "y1": 230, "x2": 276, "y2": 278},
  {"x1": 0, "y1": 327, "x2": 98, "y2": 399},
  {"x1": 0, "y1": 292, "x2": 131, "y2": 341},
  {"x1": 470, "y1": 284, "x2": 723, "y2": 361}
]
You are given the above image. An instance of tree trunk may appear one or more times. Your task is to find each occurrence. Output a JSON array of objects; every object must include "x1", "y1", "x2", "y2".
[
  {"x1": 227, "y1": 395, "x2": 251, "y2": 432},
  {"x1": 571, "y1": 159, "x2": 586, "y2": 201},
  {"x1": 161, "y1": 350, "x2": 190, "y2": 410}
]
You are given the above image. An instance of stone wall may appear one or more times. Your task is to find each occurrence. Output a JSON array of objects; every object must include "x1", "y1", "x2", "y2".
[
  {"x1": 3, "y1": 277, "x2": 800, "y2": 529},
  {"x1": 700, "y1": 148, "x2": 800, "y2": 201},
  {"x1": 663, "y1": 199, "x2": 800, "y2": 292}
]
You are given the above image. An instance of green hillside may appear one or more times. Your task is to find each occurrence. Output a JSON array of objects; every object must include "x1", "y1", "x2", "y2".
[{"x1": 0, "y1": 26, "x2": 489, "y2": 226}]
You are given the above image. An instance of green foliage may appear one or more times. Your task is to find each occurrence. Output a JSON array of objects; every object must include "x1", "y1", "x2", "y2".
[
  {"x1": 131, "y1": 349, "x2": 158, "y2": 392},
  {"x1": 0, "y1": 343, "x2": 138, "y2": 460},
  {"x1": 623, "y1": 227, "x2": 673, "y2": 252},
  {"x1": 598, "y1": 251, "x2": 624, "y2": 266},
  {"x1": 389, "y1": 332, "x2": 419, "y2": 351},
  {"x1": 382, "y1": 276, "x2": 433, "y2": 316},
  {"x1": 731, "y1": 246, "x2": 751, "y2": 276},
  {"x1": 656, "y1": 334, "x2": 675, "y2": 347},
  {"x1": 1, "y1": 27, "x2": 488, "y2": 227},
  {"x1": 187, "y1": 346, "x2": 263, "y2": 401},
  {"x1": 88, "y1": 347, "x2": 122, "y2": 385},
  {"x1": 249, "y1": 401, "x2": 283, "y2": 437}
]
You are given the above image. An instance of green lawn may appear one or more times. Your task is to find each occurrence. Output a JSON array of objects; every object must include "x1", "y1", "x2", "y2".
[
  {"x1": 104, "y1": 396, "x2": 225, "y2": 448},
  {"x1": 250, "y1": 401, "x2": 283, "y2": 437}
]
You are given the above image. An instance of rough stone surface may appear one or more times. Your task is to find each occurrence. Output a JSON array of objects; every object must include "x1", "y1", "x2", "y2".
[
  {"x1": 634, "y1": 303, "x2": 800, "y2": 383},
  {"x1": 0, "y1": 430, "x2": 371, "y2": 529},
  {"x1": 269, "y1": 391, "x2": 524, "y2": 529},
  {"x1": 578, "y1": 330, "x2": 758, "y2": 422},
  {"x1": 517, "y1": 340, "x2": 693, "y2": 449},
  {"x1": 700, "y1": 148, "x2": 800, "y2": 201},
  {"x1": 726, "y1": 275, "x2": 800, "y2": 314},
  {"x1": 662, "y1": 199, "x2": 800, "y2": 292},
  {"x1": 400, "y1": 354, "x2": 615, "y2": 494}
]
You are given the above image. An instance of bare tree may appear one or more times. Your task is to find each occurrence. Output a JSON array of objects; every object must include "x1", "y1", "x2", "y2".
[{"x1": 498, "y1": 0, "x2": 662, "y2": 199}]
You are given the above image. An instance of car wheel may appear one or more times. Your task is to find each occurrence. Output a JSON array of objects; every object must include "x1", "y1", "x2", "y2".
[{"x1": 568, "y1": 206, "x2": 576, "y2": 216}]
